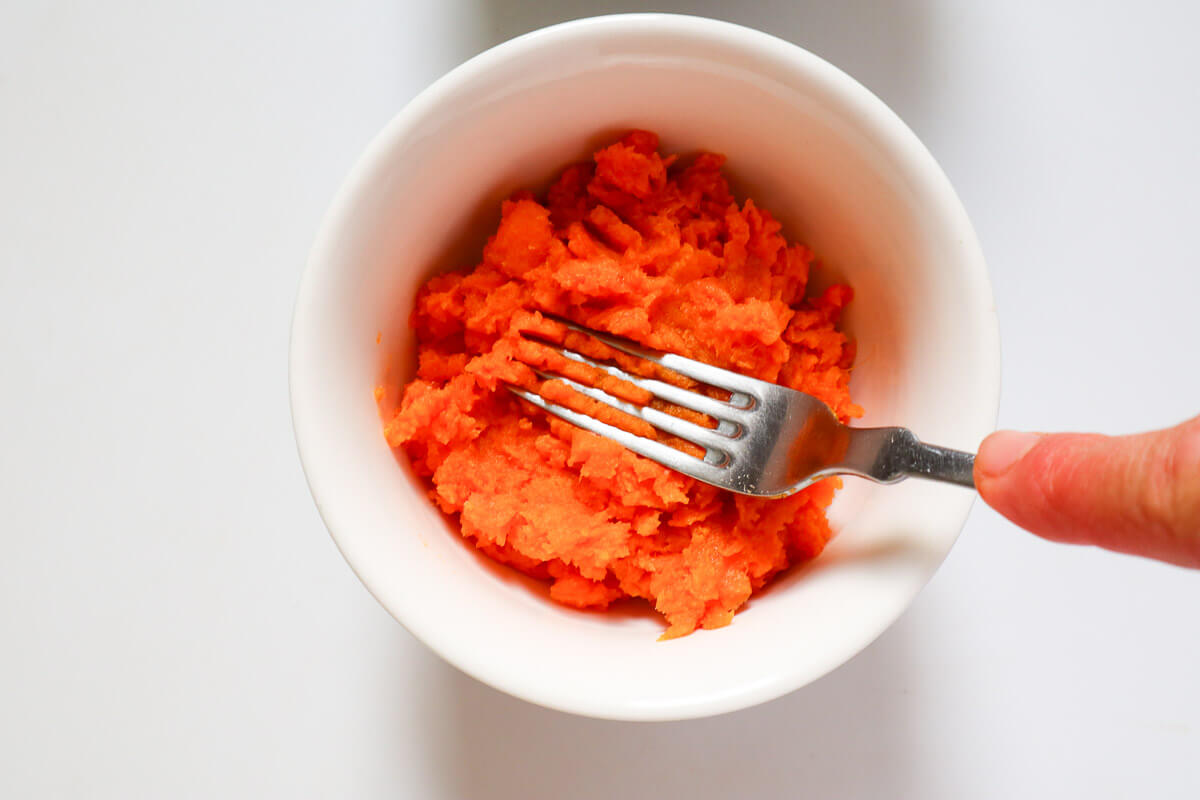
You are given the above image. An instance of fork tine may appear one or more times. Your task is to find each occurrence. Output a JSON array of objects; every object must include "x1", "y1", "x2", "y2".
[
  {"x1": 530, "y1": 369, "x2": 734, "y2": 459},
  {"x1": 524, "y1": 336, "x2": 749, "y2": 422},
  {"x1": 506, "y1": 385, "x2": 730, "y2": 481},
  {"x1": 546, "y1": 313, "x2": 763, "y2": 400}
]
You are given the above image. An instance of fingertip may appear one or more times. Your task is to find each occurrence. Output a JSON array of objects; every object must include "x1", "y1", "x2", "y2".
[
  {"x1": 976, "y1": 430, "x2": 1043, "y2": 480},
  {"x1": 974, "y1": 424, "x2": 1200, "y2": 565}
]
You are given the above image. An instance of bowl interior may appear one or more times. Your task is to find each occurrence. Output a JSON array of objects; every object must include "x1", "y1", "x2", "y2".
[{"x1": 291, "y1": 15, "x2": 999, "y2": 720}]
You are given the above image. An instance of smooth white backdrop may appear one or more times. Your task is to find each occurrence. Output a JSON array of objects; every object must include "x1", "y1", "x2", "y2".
[{"x1": 2, "y1": 1, "x2": 1198, "y2": 797}]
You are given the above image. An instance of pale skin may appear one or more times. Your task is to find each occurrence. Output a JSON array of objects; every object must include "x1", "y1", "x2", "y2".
[{"x1": 974, "y1": 416, "x2": 1200, "y2": 568}]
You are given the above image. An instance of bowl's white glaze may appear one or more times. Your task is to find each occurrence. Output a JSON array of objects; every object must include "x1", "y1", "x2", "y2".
[{"x1": 290, "y1": 13, "x2": 1000, "y2": 721}]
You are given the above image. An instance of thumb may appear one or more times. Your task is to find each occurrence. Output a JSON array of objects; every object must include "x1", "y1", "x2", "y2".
[{"x1": 974, "y1": 417, "x2": 1200, "y2": 568}]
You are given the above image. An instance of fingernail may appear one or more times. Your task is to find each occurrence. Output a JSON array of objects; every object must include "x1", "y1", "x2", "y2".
[{"x1": 977, "y1": 431, "x2": 1042, "y2": 478}]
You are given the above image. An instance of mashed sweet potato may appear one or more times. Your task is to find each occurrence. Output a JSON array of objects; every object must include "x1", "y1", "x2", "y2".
[{"x1": 383, "y1": 131, "x2": 861, "y2": 638}]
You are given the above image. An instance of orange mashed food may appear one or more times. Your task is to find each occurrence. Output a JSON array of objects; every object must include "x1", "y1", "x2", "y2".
[{"x1": 383, "y1": 132, "x2": 861, "y2": 638}]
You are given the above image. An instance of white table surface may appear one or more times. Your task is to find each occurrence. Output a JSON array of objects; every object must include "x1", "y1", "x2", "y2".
[{"x1": 3, "y1": 1, "x2": 1199, "y2": 797}]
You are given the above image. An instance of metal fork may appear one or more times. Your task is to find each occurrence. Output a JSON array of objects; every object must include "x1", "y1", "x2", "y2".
[{"x1": 505, "y1": 316, "x2": 976, "y2": 498}]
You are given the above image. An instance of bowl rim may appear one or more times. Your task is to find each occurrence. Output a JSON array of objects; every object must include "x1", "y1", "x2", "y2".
[{"x1": 290, "y1": 12, "x2": 1001, "y2": 721}]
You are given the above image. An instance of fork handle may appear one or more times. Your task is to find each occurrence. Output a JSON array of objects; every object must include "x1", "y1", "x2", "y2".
[
  {"x1": 895, "y1": 439, "x2": 976, "y2": 487},
  {"x1": 844, "y1": 427, "x2": 976, "y2": 488}
]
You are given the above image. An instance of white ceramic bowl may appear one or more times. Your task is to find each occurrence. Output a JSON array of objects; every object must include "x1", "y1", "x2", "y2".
[{"x1": 290, "y1": 14, "x2": 1000, "y2": 721}]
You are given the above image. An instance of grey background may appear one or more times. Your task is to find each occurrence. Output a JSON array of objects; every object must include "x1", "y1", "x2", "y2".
[{"x1": 2, "y1": 0, "x2": 1198, "y2": 796}]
